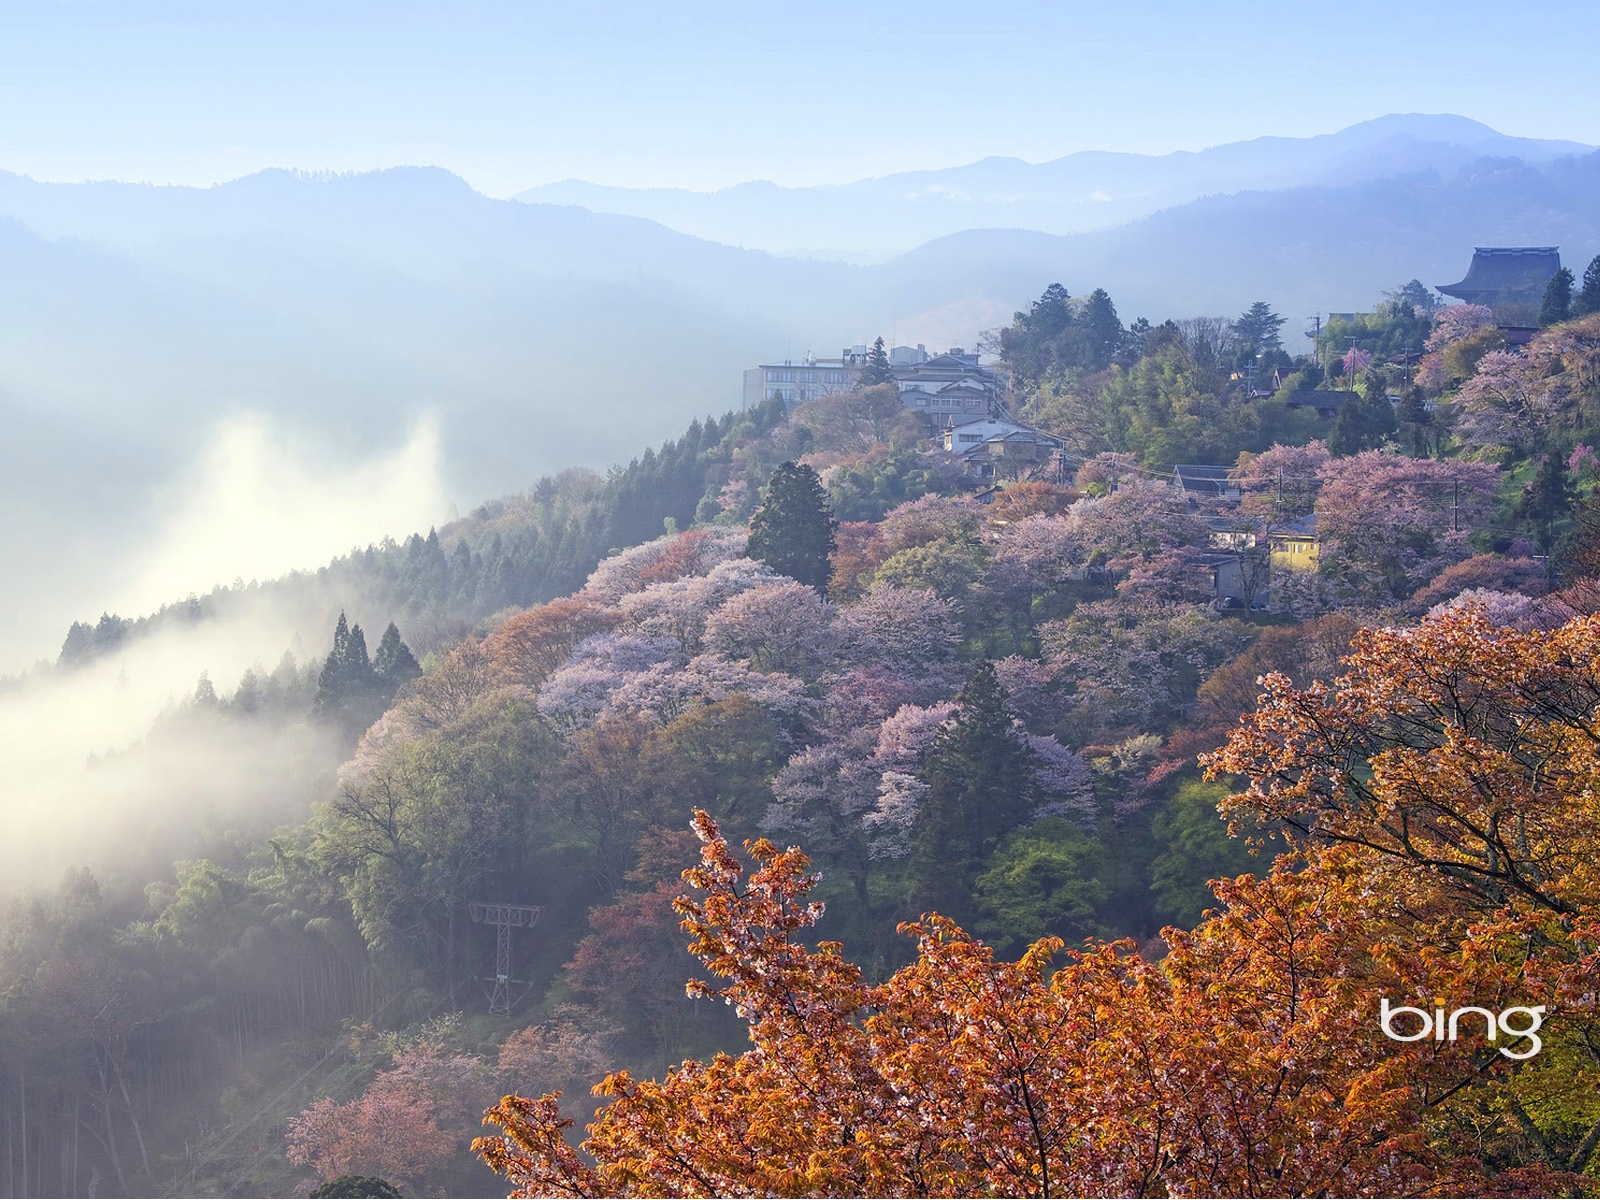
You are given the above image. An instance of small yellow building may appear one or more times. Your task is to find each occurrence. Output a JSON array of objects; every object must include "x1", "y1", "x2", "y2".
[{"x1": 1268, "y1": 515, "x2": 1319, "y2": 571}]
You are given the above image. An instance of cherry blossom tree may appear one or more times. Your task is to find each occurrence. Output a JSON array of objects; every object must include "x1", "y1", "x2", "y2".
[
  {"x1": 1067, "y1": 482, "x2": 1210, "y2": 578},
  {"x1": 605, "y1": 653, "x2": 811, "y2": 736},
  {"x1": 535, "y1": 634, "x2": 680, "y2": 732},
  {"x1": 832, "y1": 582, "x2": 961, "y2": 695},
  {"x1": 1341, "y1": 346, "x2": 1373, "y2": 379},
  {"x1": 1040, "y1": 600, "x2": 1255, "y2": 740},
  {"x1": 1406, "y1": 551, "x2": 1548, "y2": 613},
  {"x1": 702, "y1": 579, "x2": 837, "y2": 677},
  {"x1": 618, "y1": 558, "x2": 786, "y2": 653},
  {"x1": 1452, "y1": 349, "x2": 1554, "y2": 455},
  {"x1": 875, "y1": 492, "x2": 986, "y2": 553},
  {"x1": 1231, "y1": 441, "x2": 1331, "y2": 522},
  {"x1": 986, "y1": 514, "x2": 1085, "y2": 615},
  {"x1": 481, "y1": 597, "x2": 620, "y2": 688},
  {"x1": 1415, "y1": 304, "x2": 1501, "y2": 391},
  {"x1": 580, "y1": 528, "x2": 747, "y2": 603},
  {"x1": 1315, "y1": 451, "x2": 1501, "y2": 602}
]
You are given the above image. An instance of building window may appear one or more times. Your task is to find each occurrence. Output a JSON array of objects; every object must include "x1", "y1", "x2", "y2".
[{"x1": 959, "y1": 433, "x2": 982, "y2": 443}]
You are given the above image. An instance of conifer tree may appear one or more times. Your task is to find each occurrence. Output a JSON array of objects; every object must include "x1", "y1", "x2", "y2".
[
  {"x1": 1539, "y1": 267, "x2": 1575, "y2": 327},
  {"x1": 1233, "y1": 300, "x2": 1286, "y2": 355},
  {"x1": 373, "y1": 622, "x2": 422, "y2": 690},
  {"x1": 313, "y1": 611, "x2": 380, "y2": 726},
  {"x1": 1575, "y1": 254, "x2": 1600, "y2": 317},
  {"x1": 857, "y1": 336, "x2": 895, "y2": 387},
  {"x1": 746, "y1": 462, "x2": 837, "y2": 595},
  {"x1": 910, "y1": 661, "x2": 1036, "y2": 923}
]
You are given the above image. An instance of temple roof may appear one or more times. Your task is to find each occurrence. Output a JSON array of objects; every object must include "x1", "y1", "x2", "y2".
[{"x1": 1438, "y1": 247, "x2": 1560, "y2": 303}]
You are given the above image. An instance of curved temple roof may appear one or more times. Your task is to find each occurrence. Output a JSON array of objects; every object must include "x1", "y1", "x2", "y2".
[{"x1": 1438, "y1": 247, "x2": 1560, "y2": 305}]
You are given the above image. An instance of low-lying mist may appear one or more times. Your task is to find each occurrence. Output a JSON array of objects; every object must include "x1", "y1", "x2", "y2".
[
  {"x1": 0, "y1": 408, "x2": 450, "y2": 674},
  {"x1": 111, "y1": 410, "x2": 450, "y2": 618},
  {"x1": 0, "y1": 411, "x2": 456, "y2": 895},
  {"x1": 0, "y1": 610, "x2": 340, "y2": 895}
]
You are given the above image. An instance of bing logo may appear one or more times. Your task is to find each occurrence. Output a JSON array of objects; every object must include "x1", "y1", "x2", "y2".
[{"x1": 1379, "y1": 998, "x2": 1545, "y2": 1059}]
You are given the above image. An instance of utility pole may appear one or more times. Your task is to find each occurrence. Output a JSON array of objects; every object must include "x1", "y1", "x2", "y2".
[{"x1": 1306, "y1": 315, "x2": 1322, "y2": 369}]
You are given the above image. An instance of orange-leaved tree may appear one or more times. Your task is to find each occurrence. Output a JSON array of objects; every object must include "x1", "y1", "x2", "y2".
[{"x1": 476, "y1": 606, "x2": 1600, "y2": 1197}]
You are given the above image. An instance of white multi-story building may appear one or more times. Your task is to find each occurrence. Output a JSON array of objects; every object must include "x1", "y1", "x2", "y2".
[
  {"x1": 743, "y1": 344, "x2": 1006, "y2": 425},
  {"x1": 742, "y1": 349, "x2": 867, "y2": 408}
]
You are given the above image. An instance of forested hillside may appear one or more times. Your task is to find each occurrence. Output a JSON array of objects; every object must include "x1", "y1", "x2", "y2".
[{"x1": 6, "y1": 270, "x2": 1600, "y2": 1197}]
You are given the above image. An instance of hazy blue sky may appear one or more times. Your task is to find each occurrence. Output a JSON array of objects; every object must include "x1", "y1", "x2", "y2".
[{"x1": 2, "y1": 0, "x2": 1596, "y2": 196}]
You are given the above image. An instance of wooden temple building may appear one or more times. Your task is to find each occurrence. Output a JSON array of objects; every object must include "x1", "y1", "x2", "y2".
[{"x1": 1438, "y1": 247, "x2": 1561, "y2": 322}]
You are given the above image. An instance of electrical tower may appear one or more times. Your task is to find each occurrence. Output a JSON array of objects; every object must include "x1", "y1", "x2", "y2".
[{"x1": 468, "y1": 901, "x2": 542, "y2": 1016}]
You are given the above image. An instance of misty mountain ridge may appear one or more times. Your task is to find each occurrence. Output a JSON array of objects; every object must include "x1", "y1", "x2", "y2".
[
  {"x1": 3, "y1": 115, "x2": 1599, "y2": 671},
  {"x1": 513, "y1": 113, "x2": 1597, "y2": 258}
]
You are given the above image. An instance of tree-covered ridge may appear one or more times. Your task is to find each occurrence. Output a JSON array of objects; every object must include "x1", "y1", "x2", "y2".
[
  {"x1": 50, "y1": 400, "x2": 792, "y2": 672},
  {"x1": 10, "y1": 266, "x2": 1600, "y2": 1195}
]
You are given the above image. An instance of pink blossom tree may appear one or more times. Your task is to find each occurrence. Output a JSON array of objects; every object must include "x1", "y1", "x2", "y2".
[
  {"x1": 1315, "y1": 451, "x2": 1501, "y2": 602},
  {"x1": 580, "y1": 528, "x2": 748, "y2": 603},
  {"x1": 704, "y1": 579, "x2": 837, "y2": 677},
  {"x1": 833, "y1": 582, "x2": 962, "y2": 697},
  {"x1": 1425, "y1": 303, "x2": 1497, "y2": 352},
  {"x1": 1068, "y1": 481, "x2": 1210, "y2": 578},
  {"x1": 1451, "y1": 349, "x2": 1554, "y2": 455}
]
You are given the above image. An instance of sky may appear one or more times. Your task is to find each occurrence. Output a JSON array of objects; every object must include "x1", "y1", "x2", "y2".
[{"x1": 2, "y1": 0, "x2": 1597, "y2": 197}]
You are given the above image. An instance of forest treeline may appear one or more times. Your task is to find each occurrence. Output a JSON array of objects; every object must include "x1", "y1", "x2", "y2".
[{"x1": 5, "y1": 265, "x2": 1600, "y2": 1196}]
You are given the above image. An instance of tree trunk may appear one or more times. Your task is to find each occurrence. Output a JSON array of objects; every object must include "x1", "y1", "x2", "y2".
[{"x1": 113, "y1": 1059, "x2": 152, "y2": 1180}]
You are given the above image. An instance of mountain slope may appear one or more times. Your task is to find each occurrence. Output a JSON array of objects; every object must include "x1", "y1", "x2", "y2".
[{"x1": 514, "y1": 114, "x2": 1597, "y2": 257}]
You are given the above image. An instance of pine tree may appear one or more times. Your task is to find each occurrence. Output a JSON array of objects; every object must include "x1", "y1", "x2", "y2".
[
  {"x1": 1080, "y1": 288, "x2": 1125, "y2": 370},
  {"x1": 858, "y1": 336, "x2": 895, "y2": 387},
  {"x1": 746, "y1": 462, "x2": 837, "y2": 595},
  {"x1": 910, "y1": 662, "x2": 1037, "y2": 923},
  {"x1": 1233, "y1": 301, "x2": 1287, "y2": 356},
  {"x1": 373, "y1": 622, "x2": 422, "y2": 690},
  {"x1": 313, "y1": 611, "x2": 380, "y2": 725},
  {"x1": 1540, "y1": 267, "x2": 1575, "y2": 327},
  {"x1": 1517, "y1": 452, "x2": 1574, "y2": 563},
  {"x1": 1575, "y1": 255, "x2": 1600, "y2": 318}
]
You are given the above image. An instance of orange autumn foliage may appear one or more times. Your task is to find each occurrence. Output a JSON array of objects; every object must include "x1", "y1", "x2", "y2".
[{"x1": 476, "y1": 607, "x2": 1600, "y2": 1197}]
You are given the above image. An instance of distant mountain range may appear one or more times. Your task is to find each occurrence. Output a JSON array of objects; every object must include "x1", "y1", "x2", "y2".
[
  {"x1": 2, "y1": 114, "x2": 1599, "y2": 668},
  {"x1": 514, "y1": 114, "x2": 1597, "y2": 259}
]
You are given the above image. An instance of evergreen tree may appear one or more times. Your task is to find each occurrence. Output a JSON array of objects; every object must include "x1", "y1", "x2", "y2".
[
  {"x1": 1232, "y1": 300, "x2": 1286, "y2": 358},
  {"x1": 1575, "y1": 255, "x2": 1600, "y2": 318},
  {"x1": 373, "y1": 622, "x2": 422, "y2": 690},
  {"x1": 1000, "y1": 283, "x2": 1073, "y2": 385},
  {"x1": 1540, "y1": 267, "x2": 1575, "y2": 327},
  {"x1": 59, "y1": 620, "x2": 94, "y2": 666},
  {"x1": 1385, "y1": 279, "x2": 1444, "y2": 320},
  {"x1": 1517, "y1": 451, "x2": 1574, "y2": 562},
  {"x1": 313, "y1": 611, "x2": 380, "y2": 727},
  {"x1": 909, "y1": 662, "x2": 1037, "y2": 924},
  {"x1": 858, "y1": 336, "x2": 895, "y2": 388},
  {"x1": 746, "y1": 462, "x2": 837, "y2": 595},
  {"x1": 1328, "y1": 389, "x2": 1397, "y2": 456},
  {"x1": 1079, "y1": 287, "x2": 1125, "y2": 371}
]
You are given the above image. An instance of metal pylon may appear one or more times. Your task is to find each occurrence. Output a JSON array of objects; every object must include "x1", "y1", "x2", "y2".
[{"x1": 468, "y1": 901, "x2": 542, "y2": 1016}]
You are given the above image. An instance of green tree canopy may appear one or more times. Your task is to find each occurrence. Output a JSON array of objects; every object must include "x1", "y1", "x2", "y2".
[
  {"x1": 858, "y1": 337, "x2": 895, "y2": 387},
  {"x1": 911, "y1": 661, "x2": 1037, "y2": 923},
  {"x1": 1577, "y1": 254, "x2": 1600, "y2": 317},
  {"x1": 1232, "y1": 300, "x2": 1286, "y2": 358},
  {"x1": 746, "y1": 461, "x2": 838, "y2": 595},
  {"x1": 373, "y1": 622, "x2": 422, "y2": 689},
  {"x1": 1541, "y1": 266, "x2": 1575, "y2": 327}
]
